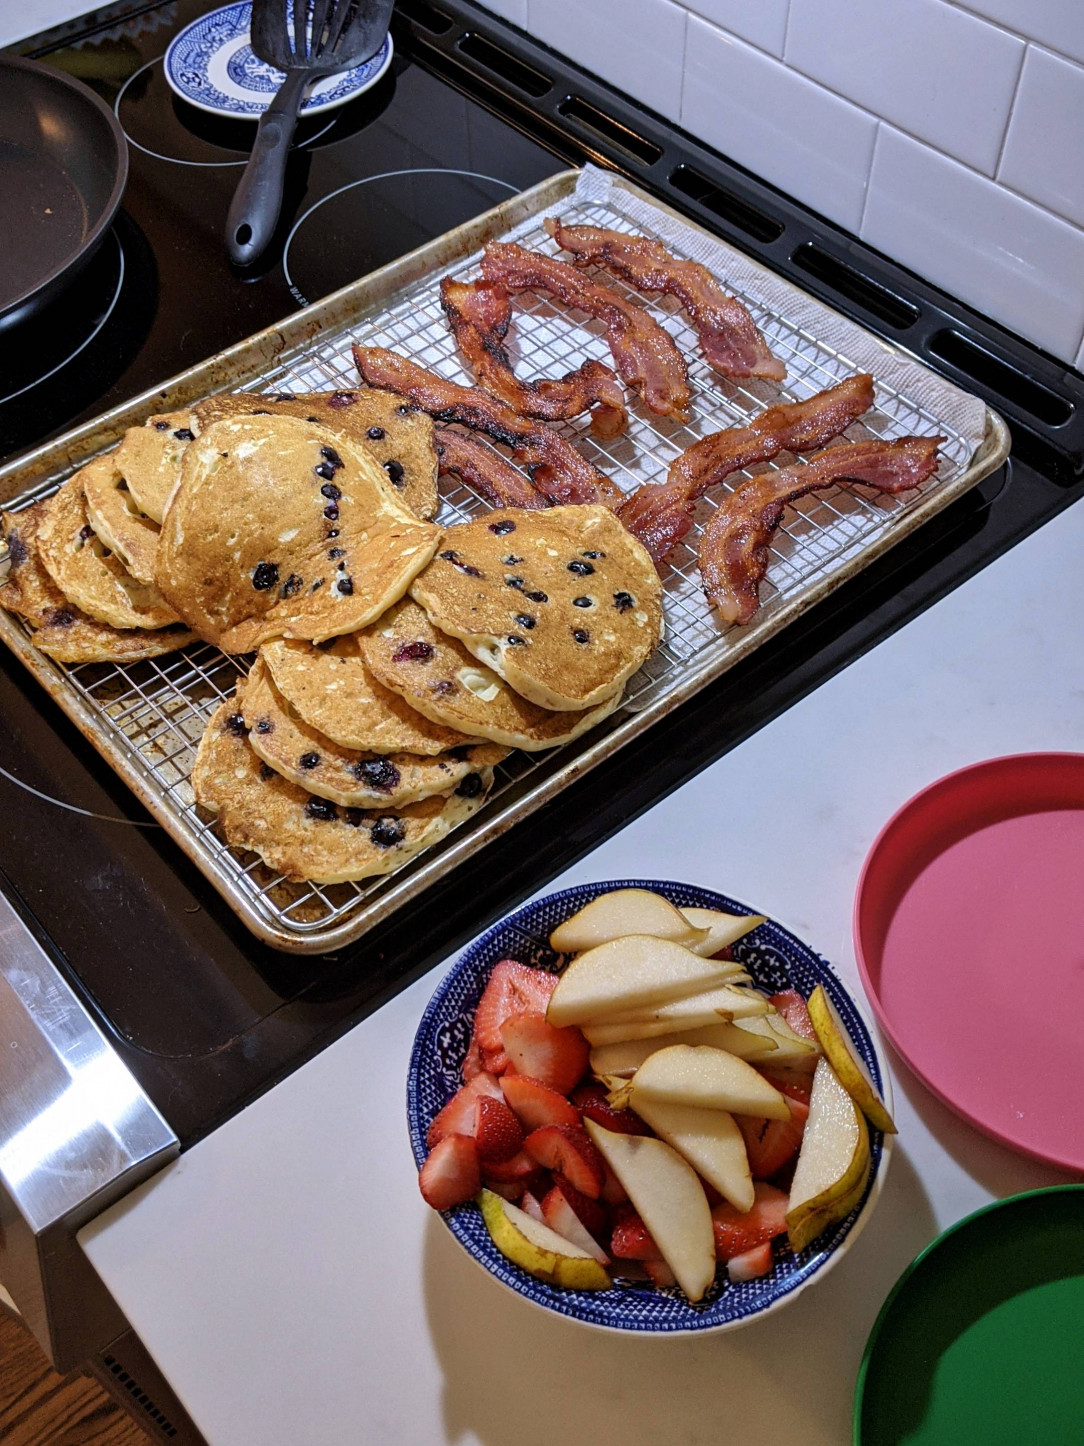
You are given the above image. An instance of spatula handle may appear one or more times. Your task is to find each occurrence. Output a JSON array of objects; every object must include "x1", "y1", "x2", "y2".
[{"x1": 225, "y1": 67, "x2": 311, "y2": 267}]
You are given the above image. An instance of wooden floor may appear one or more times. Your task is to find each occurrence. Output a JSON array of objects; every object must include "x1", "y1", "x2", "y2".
[{"x1": 0, "y1": 1312, "x2": 151, "y2": 1446}]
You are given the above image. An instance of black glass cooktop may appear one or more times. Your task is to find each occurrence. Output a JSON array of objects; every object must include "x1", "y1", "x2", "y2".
[{"x1": 2, "y1": 0, "x2": 1081, "y2": 1145}]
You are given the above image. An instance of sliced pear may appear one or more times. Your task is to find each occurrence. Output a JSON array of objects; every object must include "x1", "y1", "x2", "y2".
[
  {"x1": 583, "y1": 1120, "x2": 716, "y2": 1302},
  {"x1": 549, "y1": 889, "x2": 708, "y2": 953},
  {"x1": 786, "y1": 1058, "x2": 870, "y2": 1252},
  {"x1": 680, "y1": 907, "x2": 767, "y2": 957},
  {"x1": 584, "y1": 984, "x2": 771, "y2": 1044},
  {"x1": 628, "y1": 1097, "x2": 754, "y2": 1213},
  {"x1": 546, "y1": 936, "x2": 734, "y2": 1027},
  {"x1": 590, "y1": 1021, "x2": 778, "y2": 1078},
  {"x1": 631, "y1": 1045, "x2": 791, "y2": 1120},
  {"x1": 478, "y1": 1189, "x2": 612, "y2": 1290},
  {"x1": 734, "y1": 1014, "x2": 819, "y2": 1065},
  {"x1": 806, "y1": 985, "x2": 896, "y2": 1134}
]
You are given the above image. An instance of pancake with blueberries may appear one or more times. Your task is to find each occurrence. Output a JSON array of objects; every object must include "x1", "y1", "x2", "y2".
[
  {"x1": 192, "y1": 699, "x2": 493, "y2": 884},
  {"x1": 155, "y1": 414, "x2": 442, "y2": 653},
  {"x1": 113, "y1": 410, "x2": 199, "y2": 523},
  {"x1": 82, "y1": 450, "x2": 161, "y2": 585},
  {"x1": 239, "y1": 654, "x2": 505, "y2": 807},
  {"x1": 409, "y1": 505, "x2": 662, "y2": 711}
]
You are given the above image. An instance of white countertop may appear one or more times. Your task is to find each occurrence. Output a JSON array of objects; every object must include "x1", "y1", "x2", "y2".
[{"x1": 81, "y1": 496, "x2": 1083, "y2": 1446}]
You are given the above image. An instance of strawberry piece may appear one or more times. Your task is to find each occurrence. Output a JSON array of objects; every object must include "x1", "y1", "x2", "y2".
[
  {"x1": 643, "y1": 1260, "x2": 677, "y2": 1288},
  {"x1": 419, "y1": 1134, "x2": 480, "y2": 1211},
  {"x1": 760, "y1": 1071, "x2": 812, "y2": 1105},
  {"x1": 474, "y1": 960, "x2": 558, "y2": 1054},
  {"x1": 501, "y1": 1075, "x2": 581, "y2": 1131},
  {"x1": 611, "y1": 1207, "x2": 661, "y2": 1261},
  {"x1": 711, "y1": 1182, "x2": 789, "y2": 1261},
  {"x1": 571, "y1": 1084, "x2": 652, "y2": 1136},
  {"x1": 711, "y1": 945, "x2": 734, "y2": 962},
  {"x1": 548, "y1": 1178, "x2": 609, "y2": 1240},
  {"x1": 736, "y1": 1098, "x2": 809, "y2": 1179},
  {"x1": 474, "y1": 1095, "x2": 524, "y2": 1164},
  {"x1": 500, "y1": 1012, "x2": 590, "y2": 1095},
  {"x1": 726, "y1": 1241, "x2": 774, "y2": 1283},
  {"x1": 482, "y1": 1047, "x2": 510, "y2": 1075},
  {"x1": 483, "y1": 1179, "x2": 524, "y2": 1202},
  {"x1": 523, "y1": 1123, "x2": 606, "y2": 1199},
  {"x1": 426, "y1": 1072, "x2": 503, "y2": 1148},
  {"x1": 481, "y1": 1149, "x2": 541, "y2": 1183},
  {"x1": 600, "y1": 1161, "x2": 628, "y2": 1206},
  {"x1": 541, "y1": 1186, "x2": 610, "y2": 1264},
  {"x1": 769, "y1": 989, "x2": 817, "y2": 1041},
  {"x1": 461, "y1": 1034, "x2": 485, "y2": 1082}
]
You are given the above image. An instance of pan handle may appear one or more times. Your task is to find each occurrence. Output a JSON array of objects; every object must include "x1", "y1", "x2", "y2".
[{"x1": 225, "y1": 67, "x2": 312, "y2": 268}]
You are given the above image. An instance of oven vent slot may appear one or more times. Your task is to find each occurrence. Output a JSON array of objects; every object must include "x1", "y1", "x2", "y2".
[
  {"x1": 791, "y1": 243, "x2": 919, "y2": 331},
  {"x1": 668, "y1": 165, "x2": 783, "y2": 243},
  {"x1": 927, "y1": 329, "x2": 1074, "y2": 427},
  {"x1": 557, "y1": 97, "x2": 663, "y2": 165},
  {"x1": 456, "y1": 33, "x2": 551, "y2": 96},
  {"x1": 397, "y1": 0, "x2": 453, "y2": 33},
  {"x1": 102, "y1": 1354, "x2": 179, "y2": 1438}
]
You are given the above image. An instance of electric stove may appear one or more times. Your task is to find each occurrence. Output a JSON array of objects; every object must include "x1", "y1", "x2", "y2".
[{"x1": 2, "y1": 0, "x2": 1082, "y2": 1208}]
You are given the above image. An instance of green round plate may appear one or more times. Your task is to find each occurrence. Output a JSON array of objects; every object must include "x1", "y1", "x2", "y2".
[{"x1": 855, "y1": 1186, "x2": 1084, "y2": 1445}]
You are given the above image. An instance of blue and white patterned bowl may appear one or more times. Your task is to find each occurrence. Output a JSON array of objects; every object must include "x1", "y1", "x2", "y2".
[
  {"x1": 407, "y1": 879, "x2": 893, "y2": 1335},
  {"x1": 164, "y1": 2, "x2": 393, "y2": 118}
]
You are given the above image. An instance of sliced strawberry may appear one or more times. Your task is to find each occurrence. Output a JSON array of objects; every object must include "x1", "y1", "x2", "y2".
[
  {"x1": 482, "y1": 1046, "x2": 510, "y2": 1075},
  {"x1": 520, "y1": 1190, "x2": 546, "y2": 1223},
  {"x1": 600, "y1": 1161, "x2": 628, "y2": 1206},
  {"x1": 769, "y1": 989, "x2": 817, "y2": 1041},
  {"x1": 711, "y1": 1182, "x2": 789, "y2": 1261},
  {"x1": 643, "y1": 1260, "x2": 677, "y2": 1288},
  {"x1": 474, "y1": 960, "x2": 558, "y2": 1054},
  {"x1": 483, "y1": 1178, "x2": 524, "y2": 1202},
  {"x1": 760, "y1": 1071, "x2": 812, "y2": 1106},
  {"x1": 711, "y1": 945, "x2": 734, "y2": 962},
  {"x1": 611, "y1": 1207, "x2": 660, "y2": 1261},
  {"x1": 419, "y1": 1134, "x2": 480, "y2": 1211},
  {"x1": 461, "y1": 1034, "x2": 485, "y2": 1082},
  {"x1": 700, "y1": 1178, "x2": 725, "y2": 1208},
  {"x1": 500, "y1": 1075, "x2": 581, "y2": 1131},
  {"x1": 482, "y1": 1149, "x2": 541, "y2": 1184},
  {"x1": 571, "y1": 1084, "x2": 652, "y2": 1136},
  {"x1": 541, "y1": 1187, "x2": 610, "y2": 1265},
  {"x1": 736, "y1": 1098, "x2": 809, "y2": 1179},
  {"x1": 500, "y1": 1013, "x2": 589, "y2": 1095},
  {"x1": 473, "y1": 1095, "x2": 524, "y2": 1164},
  {"x1": 548, "y1": 1178, "x2": 609, "y2": 1240},
  {"x1": 523, "y1": 1123, "x2": 606, "y2": 1199},
  {"x1": 726, "y1": 1241, "x2": 774, "y2": 1283},
  {"x1": 425, "y1": 1072, "x2": 502, "y2": 1148}
]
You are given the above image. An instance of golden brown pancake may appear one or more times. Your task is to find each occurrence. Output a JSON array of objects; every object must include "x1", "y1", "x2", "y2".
[
  {"x1": 113, "y1": 410, "x2": 199, "y2": 523},
  {"x1": 81, "y1": 451, "x2": 161, "y2": 585}
]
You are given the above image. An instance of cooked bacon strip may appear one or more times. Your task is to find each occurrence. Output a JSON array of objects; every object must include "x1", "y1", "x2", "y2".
[
  {"x1": 479, "y1": 242, "x2": 691, "y2": 422},
  {"x1": 353, "y1": 345, "x2": 624, "y2": 509},
  {"x1": 619, "y1": 373, "x2": 875, "y2": 561},
  {"x1": 434, "y1": 426, "x2": 547, "y2": 510},
  {"x1": 701, "y1": 435, "x2": 944, "y2": 625},
  {"x1": 440, "y1": 278, "x2": 628, "y2": 439},
  {"x1": 547, "y1": 219, "x2": 785, "y2": 383}
]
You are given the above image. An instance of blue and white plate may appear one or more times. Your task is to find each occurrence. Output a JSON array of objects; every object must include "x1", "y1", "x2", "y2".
[
  {"x1": 407, "y1": 879, "x2": 894, "y2": 1336},
  {"x1": 164, "y1": 2, "x2": 393, "y2": 119}
]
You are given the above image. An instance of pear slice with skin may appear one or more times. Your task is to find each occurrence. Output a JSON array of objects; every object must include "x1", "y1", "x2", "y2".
[
  {"x1": 786, "y1": 1058, "x2": 870, "y2": 1252},
  {"x1": 478, "y1": 1189, "x2": 612, "y2": 1289},
  {"x1": 630, "y1": 1045, "x2": 791, "y2": 1120},
  {"x1": 629, "y1": 1097, "x2": 754, "y2": 1213},
  {"x1": 550, "y1": 889, "x2": 709, "y2": 954},
  {"x1": 734, "y1": 1014, "x2": 819, "y2": 1065},
  {"x1": 546, "y1": 935, "x2": 736, "y2": 1027},
  {"x1": 583, "y1": 984, "x2": 771, "y2": 1045},
  {"x1": 680, "y1": 907, "x2": 767, "y2": 957},
  {"x1": 584, "y1": 1120, "x2": 716, "y2": 1302},
  {"x1": 806, "y1": 985, "x2": 896, "y2": 1134},
  {"x1": 590, "y1": 1020, "x2": 778, "y2": 1078}
]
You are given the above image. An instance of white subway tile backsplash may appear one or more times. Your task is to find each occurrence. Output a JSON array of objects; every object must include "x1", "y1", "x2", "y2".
[
  {"x1": 952, "y1": 0, "x2": 1084, "y2": 68},
  {"x1": 681, "y1": 18, "x2": 877, "y2": 233},
  {"x1": 1075, "y1": 333, "x2": 1084, "y2": 374},
  {"x1": 526, "y1": 0, "x2": 687, "y2": 122},
  {"x1": 862, "y1": 127, "x2": 1084, "y2": 358},
  {"x1": 785, "y1": 0, "x2": 1023, "y2": 175},
  {"x1": 479, "y1": 0, "x2": 527, "y2": 27},
  {"x1": 999, "y1": 47, "x2": 1084, "y2": 228},
  {"x1": 681, "y1": 0, "x2": 789, "y2": 57}
]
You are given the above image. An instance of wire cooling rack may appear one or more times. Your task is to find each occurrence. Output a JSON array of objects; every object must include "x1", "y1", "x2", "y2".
[{"x1": 0, "y1": 176, "x2": 997, "y2": 951}]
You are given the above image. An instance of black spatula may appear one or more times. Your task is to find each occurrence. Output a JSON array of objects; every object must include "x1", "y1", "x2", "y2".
[{"x1": 226, "y1": 0, "x2": 393, "y2": 267}]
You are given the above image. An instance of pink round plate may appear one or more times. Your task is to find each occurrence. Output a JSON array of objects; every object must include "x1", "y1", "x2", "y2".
[{"x1": 854, "y1": 753, "x2": 1084, "y2": 1172}]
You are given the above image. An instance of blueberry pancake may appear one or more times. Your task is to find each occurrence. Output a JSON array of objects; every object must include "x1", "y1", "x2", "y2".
[
  {"x1": 240, "y1": 655, "x2": 505, "y2": 807},
  {"x1": 0, "y1": 503, "x2": 195, "y2": 663},
  {"x1": 358, "y1": 598, "x2": 621, "y2": 750},
  {"x1": 82, "y1": 451, "x2": 161, "y2": 585},
  {"x1": 36, "y1": 469, "x2": 181, "y2": 630},
  {"x1": 193, "y1": 699, "x2": 493, "y2": 884},
  {"x1": 113, "y1": 410, "x2": 199, "y2": 523},
  {"x1": 409, "y1": 505, "x2": 662, "y2": 711},
  {"x1": 262, "y1": 634, "x2": 478, "y2": 755},
  {"x1": 155, "y1": 414, "x2": 442, "y2": 652},
  {"x1": 193, "y1": 388, "x2": 439, "y2": 522}
]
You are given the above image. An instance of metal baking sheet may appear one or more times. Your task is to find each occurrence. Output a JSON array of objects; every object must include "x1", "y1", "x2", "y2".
[{"x1": 0, "y1": 169, "x2": 1010, "y2": 952}]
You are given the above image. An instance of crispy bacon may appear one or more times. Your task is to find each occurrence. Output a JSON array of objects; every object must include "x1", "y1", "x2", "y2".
[
  {"x1": 547, "y1": 219, "x2": 785, "y2": 383},
  {"x1": 353, "y1": 345, "x2": 624, "y2": 509},
  {"x1": 440, "y1": 278, "x2": 628, "y2": 439},
  {"x1": 619, "y1": 373, "x2": 875, "y2": 561},
  {"x1": 434, "y1": 426, "x2": 547, "y2": 510},
  {"x1": 479, "y1": 242, "x2": 691, "y2": 422},
  {"x1": 701, "y1": 435, "x2": 944, "y2": 625}
]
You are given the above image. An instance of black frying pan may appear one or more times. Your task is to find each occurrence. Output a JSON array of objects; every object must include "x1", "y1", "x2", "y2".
[{"x1": 0, "y1": 54, "x2": 128, "y2": 330}]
